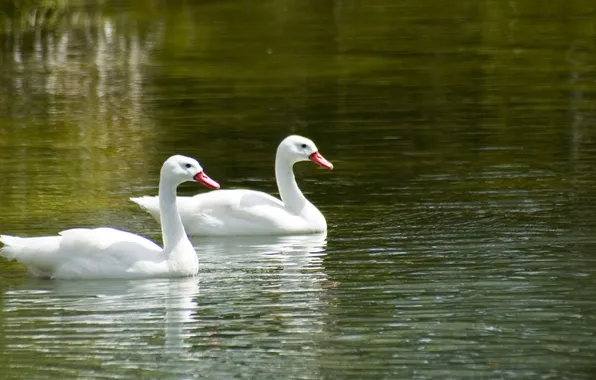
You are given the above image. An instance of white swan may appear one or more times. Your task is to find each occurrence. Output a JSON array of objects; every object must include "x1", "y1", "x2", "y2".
[
  {"x1": 131, "y1": 135, "x2": 333, "y2": 236},
  {"x1": 0, "y1": 155, "x2": 220, "y2": 280}
]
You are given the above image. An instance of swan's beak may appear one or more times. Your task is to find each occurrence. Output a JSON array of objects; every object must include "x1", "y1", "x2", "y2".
[
  {"x1": 309, "y1": 151, "x2": 334, "y2": 169},
  {"x1": 194, "y1": 171, "x2": 220, "y2": 189}
]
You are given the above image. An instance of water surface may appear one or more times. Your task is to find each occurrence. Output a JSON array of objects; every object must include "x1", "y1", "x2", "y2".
[{"x1": 1, "y1": 0, "x2": 596, "y2": 378}]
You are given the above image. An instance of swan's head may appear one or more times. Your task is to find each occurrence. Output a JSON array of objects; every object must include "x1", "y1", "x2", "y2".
[
  {"x1": 278, "y1": 135, "x2": 333, "y2": 169},
  {"x1": 162, "y1": 155, "x2": 220, "y2": 189}
]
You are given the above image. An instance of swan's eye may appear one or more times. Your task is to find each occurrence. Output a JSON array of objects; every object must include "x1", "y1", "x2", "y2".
[
  {"x1": 300, "y1": 144, "x2": 307, "y2": 149},
  {"x1": 184, "y1": 163, "x2": 192, "y2": 168}
]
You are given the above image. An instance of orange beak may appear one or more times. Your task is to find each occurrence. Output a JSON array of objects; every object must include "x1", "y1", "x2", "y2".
[
  {"x1": 309, "y1": 151, "x2": 333, "y2": 169},
  {"x1": 193, "y1": 171, "x2": 220, "y2": 189}
]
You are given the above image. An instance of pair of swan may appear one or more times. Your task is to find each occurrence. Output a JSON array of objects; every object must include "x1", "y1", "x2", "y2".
[
  {"x1": 0, "y1": 135, "x2": 333, "y2": 280},
  {"x1": 131, "y1": 134, "x2": 333, "y2": 235}
]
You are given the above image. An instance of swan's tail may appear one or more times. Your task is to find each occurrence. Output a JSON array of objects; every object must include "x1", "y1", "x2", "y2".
[
  {"x1": 0, "y1": 235, "x2": 24, "y2": 260},
  {"x1": 1, "y1": 235, "x2": 63, "y2": 277},
  {"x1": 1, "y1": 234, "x2": 60, "y2": 260},
  {"x1": 130, "y1": 196, "x2": 161, "y2": 221}
]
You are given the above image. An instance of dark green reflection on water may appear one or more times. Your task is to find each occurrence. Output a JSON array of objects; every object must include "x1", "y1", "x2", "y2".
[{"x1": 1, "y1": 0, "x2": 596, "y2": 378}]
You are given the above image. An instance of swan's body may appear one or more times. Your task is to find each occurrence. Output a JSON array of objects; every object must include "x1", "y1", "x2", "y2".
[
  {"x1": 131, "y1": 135, "x2": 333, "y2": 236},
  {"x1": 0, "y1": 155, "x2": 220, "y2": 280},
  {"x1": 147, "y1": 188, "x2": 326, "y2": 236}
]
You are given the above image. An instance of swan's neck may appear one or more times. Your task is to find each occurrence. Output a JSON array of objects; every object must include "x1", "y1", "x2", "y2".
[
  {"x1": 159, "y1": 180, "x2": 187, "y2": 251},
  {"x1": 275, "y1": 156, "x2": 309, "y2": 215},
  {"x1": 159, "y1": 179, "x2": 198, "y2": 275}
]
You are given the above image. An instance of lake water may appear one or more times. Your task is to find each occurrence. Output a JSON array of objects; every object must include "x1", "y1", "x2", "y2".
[{"x1": 1, "y1": 0, "x2": 596, "y2": 378}]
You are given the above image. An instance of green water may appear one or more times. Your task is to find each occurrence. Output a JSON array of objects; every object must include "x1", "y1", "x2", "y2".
[{"x1": 1, "y1": 0, "x2": 596, "y2": 378}]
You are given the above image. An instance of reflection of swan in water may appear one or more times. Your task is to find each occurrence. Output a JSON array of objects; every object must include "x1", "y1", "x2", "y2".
[
  {"x1": 2, "y1": 234, "x2": 331, "y2": 378},
  {"x1": 191, "y1": 232, "x2": 328, "y2": 272},
  {"x1": 184, "y1": 233, "x2": 330, "y2": 378},
  {"x1": 3, "y1": 276, "x2": 199, "y2": 368},
  {"x1": 192, "y1": 232, "x2": 330, "y2": 344},
  {"x1": 57, "y1": 277, "x2": 199, "y2": 356},
  {"x1": 164, "y1": 277, "x2": 199, "y2": 355}
]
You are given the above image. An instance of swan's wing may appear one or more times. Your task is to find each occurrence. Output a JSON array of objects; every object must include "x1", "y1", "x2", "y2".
[
  {"x1": 52, "y1": 227, "x2": 167, "y2": 278},
  {"x1": 52, "y1": 228, "x2": 165, "y2": 279},
  {"x1": 189, "y1": 189, "x2": 284, "y2": 211},
  {"x1": 58, "y1": 227, "x2": 162, "y2": 261},
  {"x1": 1, "y1": 228, "x2": 163, "y2": 278},
  {"x1": 182, "y1": 190, "x2": 297, "y2": 235},
  {"x1": 131, "y1": 190, "x2": 297, "y2": 235}
]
